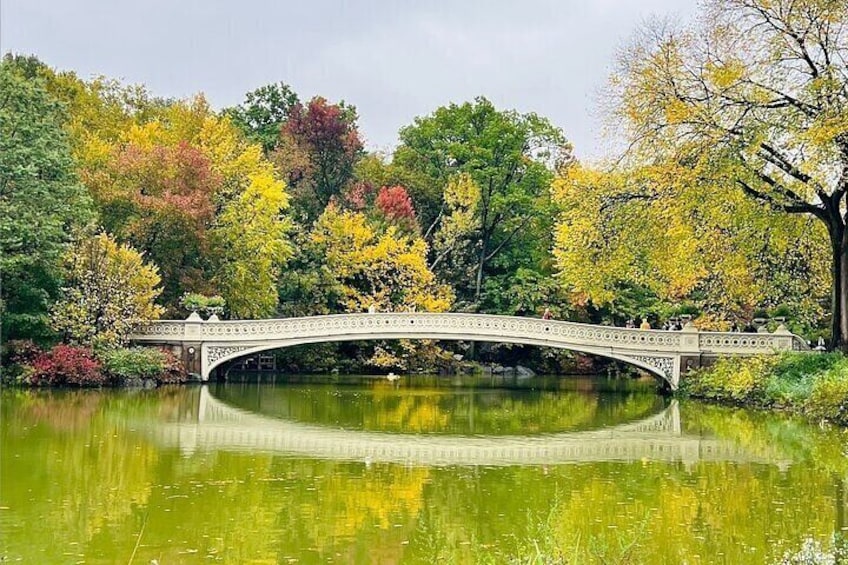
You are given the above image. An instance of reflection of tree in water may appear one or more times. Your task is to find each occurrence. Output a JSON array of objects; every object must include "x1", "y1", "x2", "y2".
[
  {"x1": 271, "y1": 461, "x2": 432, "y2": 562},
  {"x1": 681, "y1": 402, "x2": 848, "y2": 475},
  {"x1": 12, "y1": 389, "x2": 104, "y2": 432},
  {"x1": 4, "y1": 388, "x2": 847, "y2": 563},
  {"x1": 2, "y1": 389, "x2": 164, "y2": 562},
  {"x1": 213, "y1": 383, "x2": 666, "y2": 435}
]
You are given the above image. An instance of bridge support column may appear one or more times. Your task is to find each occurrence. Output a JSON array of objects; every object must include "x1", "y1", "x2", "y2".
[
  {"x1": 675, "y1": 322, "x2": 701, "y2": 388},
  {"x1": 182, "y1": 343, "x2": 202, "y2": 377}
]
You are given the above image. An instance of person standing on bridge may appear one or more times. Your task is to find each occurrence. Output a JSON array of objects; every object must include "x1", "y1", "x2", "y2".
[
  {"x1": 639, "y1": 318, "x2": 651, "y2": 330},
  {"x1": 542, "y1": 308, "x2": 553, "y2": 320}
]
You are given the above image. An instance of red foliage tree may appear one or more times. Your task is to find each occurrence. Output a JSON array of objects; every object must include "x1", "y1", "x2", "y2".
[
  {"x1": 96, "y1": 141, "x2": 221, "y2": 306},
  {"x1": 276, "y1": 97, "x2": 363, "y2": 220},
  {"x1": 342, "y1": 181, "x2": 376, "y2": 211},
  {"x1": 375, "y1": 185, "x2": 418, "y2": 229}
]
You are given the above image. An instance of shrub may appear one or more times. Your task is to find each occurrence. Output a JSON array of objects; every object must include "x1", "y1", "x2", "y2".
[
  {"x1": 764, "y1": 353, "x2": 843, "y2": 406},
  {"x1": 156, "y1": 348, "x2": 189, "y2": 384},
  {"x1": 205, "y1": 295, "x2": 226, "y2": 309},
  {"x1": 2, "y1": 339, "x2": 42, "y2": 383},
  {"x1": 683, "y1": 355, "x2": 775, "y2": 404},
  {"x1": 100, "y1": 347, "x2": 167, "y2": 381},
  {"x1": 99, "y1": 347, "x2": 189, "y2": 385},
  {"x1": 4, "y1": 339, "x2": 41, "y2": 365},
  {"x1": 807, "y1": 359, "x2": 848, "y2": 425},
  {"x1": 773, "y1": 352, "x2": 844, "y2": 382},
  {"x1": 179, "y1": 292, "x2": 208, "y2": 312},
  {"x1": 683, "y1": 352, "x2": 848, "y2": 425},
  {"x1": 29, "y1": 345, "x2": 105, "y2": 387}
]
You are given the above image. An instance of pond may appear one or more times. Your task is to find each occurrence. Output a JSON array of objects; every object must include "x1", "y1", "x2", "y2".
[{"x1": 2, "y1": 376, "x2": 846, "y2": 564}]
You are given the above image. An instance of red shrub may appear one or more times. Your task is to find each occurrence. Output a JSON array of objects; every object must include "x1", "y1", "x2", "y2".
[{"x1": 29, "y1": 345, "x2": 106, "y2": 387}]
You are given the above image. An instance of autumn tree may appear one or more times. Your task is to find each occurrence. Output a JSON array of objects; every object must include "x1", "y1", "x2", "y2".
[
  {"x1": 273, "y1": 97, "x2": 363, "y2": 222},
  {"x1": 0, "y1": 57, "x2": 93, "y2": 342},
  {"x1": 86, "y1": 133, "x2": 219, "y2": 305},
  {"x1": 51, "y1": 233, "x2": 163, "y2": 348},
  {"x1": 610, "y1": 0, "x2": 848, "y2": 348},
  {"x1": 299, "y1": 206, "x2": 452, "y2": 369},
  {"x1": 374, "y1": 185, "x2": 418, "y2": 232},
  {"x1": 394, "y1": 97, "x2": 570, "y2": 306},
  {"x1": 79, "y1": 97, "x2": 292, "y2": 316},
  {"x1": 552, "y1": 163, "x2": 829, "y2": 328},
  {"x1": 308, "y1": 206, "x2": 452, "y2": 314}
]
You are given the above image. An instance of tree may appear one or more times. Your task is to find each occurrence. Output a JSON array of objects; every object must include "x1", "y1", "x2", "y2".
[
  {"x1": 309, "y1": 206, "x2": 453, "y2": 314},
  {"x1": 611, "y1": 0, "x2": 848, "y2": 348},
  {"x1": 225, "y1": 82, "x2": 300, "y2": 154},
  {"x1": 79, "y1": 96, "x2": 293, "y2": 314},
  {"x1": 394, "y1": 97, "x2": 570, "y2": 306},
  {"x1": 51, "y1": 233, "x2": 163, "y2": 348},
  {"x1": 212, "y1": 164, "x2": 292, "y2": 318},
  {"x1": 552, "y1": 162, "x2": 829, "y2": 329},
  {"x1": 87, "y1": 136, "x2": 219, "y2": 306},
  {"x1": 374, "y1": 185, "x2": 418, "y2": 232},
  {"x1": 273, "y1": 97, "x2": 363, "y2": 222},
  {"x1": 0, "y1": 57, "x2": 92, "y2": 342}
]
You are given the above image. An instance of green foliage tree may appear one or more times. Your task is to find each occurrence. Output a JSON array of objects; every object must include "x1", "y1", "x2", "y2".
[
  {"x1": 0, "y1": 57, "x2": 93, "y2": 342},
  {"x1": 394, "y1": 97, "x2": 570, "y2": 306},
  {"x1": 51, "y1": 233, "x2": 163, "y2": 347},
  {"x1": 224, "y1": 82, "x2": 300, "y2": 154},
  {"x1": 609, "y1": 0, "x2": 848, "y2": 348}
]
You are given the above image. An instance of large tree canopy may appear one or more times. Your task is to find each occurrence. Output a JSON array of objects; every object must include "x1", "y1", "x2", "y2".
[
  {"x1": 51, "y1": 233, "x2": 163, "y2": 348},
  {"x1": 225, "y1": 82, "x2": 300, "y2": 155},
  {"x1": 394, "y1": 97, "x2": 570, "y2": 306},
  {"x1": 552, "y1": 162, "x2": 829, "y2": 329},
  {"x1": 79, "y1": 97, "x2": 292, "y2": 316},
  {"x1": 608, "y1": 0, "x2": 848, "y2": 348},
  {"x1": 272, "y1": 97, "x2": 363, "y2": 223},
  {"x1": 0, "y1": 57, "x2": 92, "y2": 342}
]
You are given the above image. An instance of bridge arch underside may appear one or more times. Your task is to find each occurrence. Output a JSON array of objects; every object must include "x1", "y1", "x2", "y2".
[{"x1": 204, "y1": 333, "x2": 675, "y2": 387}]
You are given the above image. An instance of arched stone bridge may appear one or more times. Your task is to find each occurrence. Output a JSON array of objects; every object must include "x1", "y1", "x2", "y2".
[
  {"x1": 141, "y1": 387, "x2": 788, "y2": 467},
  {"x1": 130, "y1": 313, "x2": 808, "y2": 389}
]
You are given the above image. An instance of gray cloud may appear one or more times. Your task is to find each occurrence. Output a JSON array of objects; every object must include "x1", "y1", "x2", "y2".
[{"x1": 1, "y1": 0, "x2": 698, "y2": 159}]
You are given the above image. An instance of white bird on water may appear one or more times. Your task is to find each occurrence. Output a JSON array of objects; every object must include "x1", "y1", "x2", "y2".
[{"x1": 386, "y1": 372, "x2": 400, "y2": 382}]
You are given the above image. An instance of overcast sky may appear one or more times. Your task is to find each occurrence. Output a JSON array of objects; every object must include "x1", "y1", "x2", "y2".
[{"x1": 1, "y1": 0, "x2": 699, "y2": 159}]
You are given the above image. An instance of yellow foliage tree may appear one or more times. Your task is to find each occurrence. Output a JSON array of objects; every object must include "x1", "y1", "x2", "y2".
[
  {"x1": 607, "y1": 0, "x2": 848, "y2": 346},
  {"x1": 552, "y1": 162, "x2": 829, "y2": 327},
  {"x1": 67, "y1": 91, "x2": 292, "y2": 317},
  {"x1": 311, "y1": 206, "x2": 453, "y2": 314},
  {"x1": 51, "y1": 233, "x2": 163, "y2": 347}
]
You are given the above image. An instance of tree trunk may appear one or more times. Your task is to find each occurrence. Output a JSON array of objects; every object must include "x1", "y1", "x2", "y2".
[
  {"x1": 474, "y1": 235, "x2": 488, "y2": 305},
  {"x1": 828, "y1": 220, "x2": 848, "y2": 352}
]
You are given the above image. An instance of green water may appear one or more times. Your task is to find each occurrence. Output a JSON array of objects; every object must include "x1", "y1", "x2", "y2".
[{"x1": 1, "y1": 377, "x2": 847, "y2": 564}]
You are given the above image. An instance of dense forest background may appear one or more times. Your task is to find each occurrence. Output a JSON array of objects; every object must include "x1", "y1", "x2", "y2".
[{"x1": 2, "y1": 14, "x2": 837, "y2": 373}]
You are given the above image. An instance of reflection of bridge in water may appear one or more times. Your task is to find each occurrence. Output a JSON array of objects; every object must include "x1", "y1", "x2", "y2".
[{"x1": 145, "y1": 387, "x2": 786, "y2": 467}]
